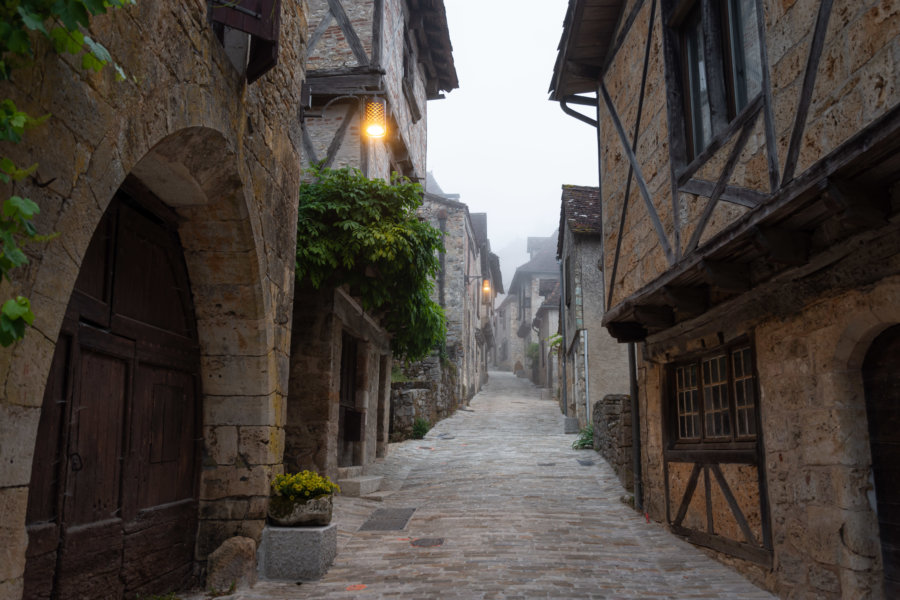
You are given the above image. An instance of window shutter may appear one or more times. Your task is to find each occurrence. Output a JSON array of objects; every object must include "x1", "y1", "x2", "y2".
[
  {"x1": 247, "y1": 37, "x2": 278, "y2": 84},
  {"x1": 210, "y1": 0, "x2": 280, "y2": 41}
]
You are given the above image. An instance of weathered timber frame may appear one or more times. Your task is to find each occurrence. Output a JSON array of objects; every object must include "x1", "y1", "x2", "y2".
[{"x1": 661, "y1": 336, "x2": 773, "y2": 566}]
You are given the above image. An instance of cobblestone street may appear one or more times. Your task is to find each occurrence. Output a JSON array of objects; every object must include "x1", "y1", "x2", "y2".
[{"x1": 226, "y1": 372, "x2": 774, "y2": 599}]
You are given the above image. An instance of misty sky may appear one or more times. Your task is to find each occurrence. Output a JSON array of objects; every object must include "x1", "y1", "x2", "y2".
[{"x1": 425, "y1": 0, "x2": 600, "y2": 288}]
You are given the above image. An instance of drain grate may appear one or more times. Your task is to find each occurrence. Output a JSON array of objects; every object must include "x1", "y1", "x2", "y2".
[
  {"x1": 577, "y1": 459, "x2": 595, "y2": 466},
  {"x1": 410, "y1": 537, "x2": 444, "y2": 547},
  {"x1": 537, "y1": 462, "x2": 556, "y2": 467},
  {"x1": 358, "y1": 507, "x2": 417, "y2": 531}
]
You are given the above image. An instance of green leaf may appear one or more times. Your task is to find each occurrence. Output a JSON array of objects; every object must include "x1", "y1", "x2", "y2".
[
  {"x1": 7, "y1": 28, "x2": 32, "y2": 55},
  {"x1": 2, "y1": 296, "x2": 34, "y2": 324},
  {"x1": 50, "y1": 26, "x2": 84, "y2": 55},
  {"x1": 52, "y1": 0, "x2": 91, "y2": 30},
  {"x1": 81, "y1": 51, "x2": 103, "y2": 72},
  {"x1": 82, "y1": 0, "x2": 109, "y2": 16},
  {"x1": 17, "y1": 7, "x2": 49, "y2": 36},
  {"x1": 4, "y1": 196, "x2": 40, "y2": 219},
  {"x1": 83, "y1": 35, "x2": 111, "y2": 63}
]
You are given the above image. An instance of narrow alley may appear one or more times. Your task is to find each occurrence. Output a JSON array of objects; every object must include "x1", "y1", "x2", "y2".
[{"x1": 229, "y1": 372, "x2": 774, "y2": 599}]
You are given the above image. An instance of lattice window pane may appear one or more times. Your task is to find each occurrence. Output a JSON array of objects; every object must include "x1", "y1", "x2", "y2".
[
  {"x1": 676, "y1": 364, "x2": 701, "y2": 440},
  {"x1": 732, "y1": 346, "x2": 757, "y2": 437},
  {"x1": 703, "y1": 355, "x2": 731, "y2": 437}
]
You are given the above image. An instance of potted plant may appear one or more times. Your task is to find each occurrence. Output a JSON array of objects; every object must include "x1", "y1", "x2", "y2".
[{"x1": 267, "y1": 470, "x2": 341, "y2": 527}]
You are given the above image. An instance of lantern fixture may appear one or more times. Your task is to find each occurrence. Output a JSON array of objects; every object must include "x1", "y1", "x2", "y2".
[
  {"x1": 364, "y1": 97, "x2": 387, "y2": 139},
  {"x1": 482, "y1": 278, "x2": 491, "y2": 296}
]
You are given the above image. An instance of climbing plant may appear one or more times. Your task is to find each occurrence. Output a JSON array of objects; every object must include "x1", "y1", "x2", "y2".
[
  {"x1": 0, "y1": 0, "x2": 133, "y2": 345},
  {"x1": 296, "y1": 165, "x2": 446, "y2": 361}
]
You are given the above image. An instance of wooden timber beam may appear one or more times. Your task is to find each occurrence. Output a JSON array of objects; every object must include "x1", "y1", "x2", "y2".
[
  {"x1": 752, "y1": 225, "x2": 810, "y2": 266},
  {"x1": 822, "y1": 181, "x2": 889, "y2": 228},
  {"x1": 700, "y1": 260, "x2": 750, "y2": 293},
  {"x1": 634, "y1": 305, "x2": 675, "y2": 329},
  {"x1": 607, "y1": 321, "x2": 648, "y2": 343},
  {"x1": 662, "y1": 285, "x2": 709, "y2": 318}
]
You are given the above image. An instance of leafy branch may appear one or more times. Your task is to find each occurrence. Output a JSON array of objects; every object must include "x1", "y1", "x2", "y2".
[
  {"x1": 0, "y1": 0, "x2": 134, "y2": 346},
  {"x1": 296, "y1": 165, "x2": 446, "y2": 361}
]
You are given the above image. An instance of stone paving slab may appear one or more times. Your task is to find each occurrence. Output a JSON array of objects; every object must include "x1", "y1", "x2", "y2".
[{"x1": 190, "y1": 372, "x2": 775, "y2": 599}]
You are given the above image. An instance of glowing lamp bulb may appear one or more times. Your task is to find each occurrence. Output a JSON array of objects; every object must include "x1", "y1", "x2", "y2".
[{"x1": 364, "y1": 98, "x2": 387, "y2": 139}]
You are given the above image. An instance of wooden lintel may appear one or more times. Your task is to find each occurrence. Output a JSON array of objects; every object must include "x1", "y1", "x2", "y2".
[
  {"x1": 700, "y1": 260, "x2": 750, "y2": 293},
  {"x1": 662, "y1": 286, "x2": 709, "y2": 316},
  {"x1": 822, "y1": 181, "x2": 888, "y2": 228},
  {"x1": 633, "y1": 305, "x2": 675, "y2": 329},
  {"x1": 606, "y1": 321, "x2": 647, "y2": 343},
  {"x1": 752, "y1": 226, "x2": 810, "y2": 266}
]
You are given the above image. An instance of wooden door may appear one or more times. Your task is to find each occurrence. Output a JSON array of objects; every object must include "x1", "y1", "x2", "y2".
[
  {"x1": 863, "y1": 324, "x2": 900, "y2": 598},
  {"x1": 24, "y1": 190, "x2": 200, "y2": 599}
]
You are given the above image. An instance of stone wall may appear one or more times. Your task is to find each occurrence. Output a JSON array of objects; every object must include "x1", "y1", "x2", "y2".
[
  {"x1": 592, "y1": 395, "x2": 633, "y2": 492},
  {"x1": 0, "y1": 1, "x2": 309, "y2": 595},
  {"x1": 285, "y1": 288, "x2": 392, "y2": 482},
  {"x1": 390, "y1": 355, "x2": 459, "y2": 439}
]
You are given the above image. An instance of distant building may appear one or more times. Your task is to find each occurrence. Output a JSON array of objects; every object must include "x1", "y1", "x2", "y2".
[
  {"x1": 505, "y1": 234, "x2": 559, "y2": 385},
  {"x1": 391, "y1": 175, "x2": 502, "y2": 436},
  {"x1": 286, "y1": 0, "x2": 457, "y2": 487},
  {"x1": 557, "y1": 185, "x2": 629, "y2": 428}
]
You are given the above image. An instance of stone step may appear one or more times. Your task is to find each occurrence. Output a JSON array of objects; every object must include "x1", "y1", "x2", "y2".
[
  {"x1": 337, "y1": 466, "x2": 363, "y2": 480},
  {"x1": 360, "y1": 490, "x2": 395, "y2": 502},
  {"x1": 337, "y1": 475, "x2": 383, "y2": 497}
]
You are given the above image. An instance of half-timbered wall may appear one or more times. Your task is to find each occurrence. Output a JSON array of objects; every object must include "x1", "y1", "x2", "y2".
[
  {"x1": 0, "y1": 1, "x2": 309, "y2": 597},
  {"x1": 302, "y1": 0, "x2": 430, "y2": 180},
  {"x1": 586, "y1": 0, "x2": 900, "y2": 597}
]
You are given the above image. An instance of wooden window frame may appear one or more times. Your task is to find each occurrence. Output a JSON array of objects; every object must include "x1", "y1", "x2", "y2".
[
  {"x1": 668, "y1": 0, "x2": 763, "y2": 160},
  {"x1": 667, "y1": 338, "x2": 761, "y2": 455}
]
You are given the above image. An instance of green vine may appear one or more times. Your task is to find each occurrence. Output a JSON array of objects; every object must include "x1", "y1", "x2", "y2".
[
  {"x1": 0, "y1": 0, "x2": 133, "y2": 346},
  {"x1": 296, "y1": 165, "x2": 446, "y2": 361}
]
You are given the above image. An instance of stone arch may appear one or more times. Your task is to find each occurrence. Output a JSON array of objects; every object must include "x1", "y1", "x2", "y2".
[{"x1": 5, "y1": 125, "x2": 279, "y2": 591}]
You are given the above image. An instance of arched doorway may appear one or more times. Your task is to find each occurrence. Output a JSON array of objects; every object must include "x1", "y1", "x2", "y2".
[
  {"x1": 23, "y1": 182, "x2": 201, "y2": 599},
  {"x1": 863, "y1": 324, "x2": 900, "y2": 598}
]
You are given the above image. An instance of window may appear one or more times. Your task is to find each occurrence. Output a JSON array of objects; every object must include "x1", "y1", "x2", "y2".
[
  {"x1": 672, "y1": 342, "x2": 758, "y2": 445},
  {"x1": 677, "y1": 0, "x2": 762, "y2": 158}
]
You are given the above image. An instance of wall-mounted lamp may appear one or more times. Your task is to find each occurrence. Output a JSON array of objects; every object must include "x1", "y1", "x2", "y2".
[
  {"x1": 364, "y1": 97, "x2": 387, "y2": 139},
  {"x1": 482, "y1": 278, "x2": 491, "y2": 296}
]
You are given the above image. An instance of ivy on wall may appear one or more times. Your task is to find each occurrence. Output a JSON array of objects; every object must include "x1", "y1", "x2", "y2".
[
  {"x1": 0, "y1": 0, "x2": 133, "y2": 345},
  {"x1": 296, "y1": 165, "x2": 446, "y2": 361}
]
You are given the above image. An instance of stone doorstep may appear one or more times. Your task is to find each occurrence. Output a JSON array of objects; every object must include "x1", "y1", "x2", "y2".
[
  {"x1": 337, "y1": 475, "x2": 383, "y2": 497},
  {"x1": 258, "y1": 524, "x2": 338, "y2": 581},
  {"x1": 360, "y1": 490, "x2": 395, "y2": 502},
  {"x1": 337, "y1": 465, "x2": 363, "y2": 480}
]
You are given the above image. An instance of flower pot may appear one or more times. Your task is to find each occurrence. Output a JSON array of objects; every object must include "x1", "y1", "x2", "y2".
[{"x1": 267, "y1": 494, "x2": 333, "y2": 527}]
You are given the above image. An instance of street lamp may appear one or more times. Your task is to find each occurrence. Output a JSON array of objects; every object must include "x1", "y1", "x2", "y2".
[{"x1": 364, "y1": 97, "x2": 387, "y2": 138}]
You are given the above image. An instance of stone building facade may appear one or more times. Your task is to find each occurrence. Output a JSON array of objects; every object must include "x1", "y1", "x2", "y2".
[
  {"x1": 552, "y1": 0, "x2": 900, "y2": 598},
  {"x1": 391, "y1": 180, "x2": 502, "y2": 437},
  {"x1": 0, "y1": 2, "x2": 309, "y2": 597},
  {"x1": 505, "y1": 234, "x2": 560, "y2": 385},
  {"x1": 285, "y1": 0, "x2": 456, "y2": 484},
  {"x1": 557, "y1": 185, "x2": 630, "y2": 429}
]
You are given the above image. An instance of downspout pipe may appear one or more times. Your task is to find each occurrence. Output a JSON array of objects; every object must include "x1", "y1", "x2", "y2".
[
  {"x1": 583, "y1": 328, "x2": 590, "y2": 426},
  {"x1": 629, "y1": 341, "x2": 643, "y2": 511},
  {"x1": 559, "y1": 94, "x2": 598, "y2": 128},
  {"x1": 559, "y1": 259, "x2": 568, "y2": 417}
]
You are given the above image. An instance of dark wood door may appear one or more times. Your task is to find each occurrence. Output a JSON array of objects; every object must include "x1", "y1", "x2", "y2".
[
  {"x1": 24, "y1": 190, "x2": 200, "y2": 599},
  {"x1": 863, "y1": 324, "x2": 900, "y2": 598}
]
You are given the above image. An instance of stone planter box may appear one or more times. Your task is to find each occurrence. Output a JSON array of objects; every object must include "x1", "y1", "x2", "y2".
[{"x1": 258, "y1": 524, "x2": 338, "y2": 581}]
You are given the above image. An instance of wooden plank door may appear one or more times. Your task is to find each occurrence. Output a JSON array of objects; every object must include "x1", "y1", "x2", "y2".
[
  {"x1": 23, "y1": 189, "x2": 200, "y2": 599},
  {"x1": 863, "y1": 324, "x2": 900, "y2": 598}
]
